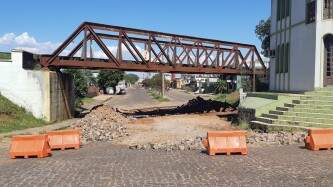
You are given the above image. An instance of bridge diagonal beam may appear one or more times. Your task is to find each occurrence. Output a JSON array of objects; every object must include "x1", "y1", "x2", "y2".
[
  {"x1": 86, "y1": 26, "x2": 120, "y2": 66},
  {"x1": 152, "y1": 36, "x2": 173, "y2": 66},
  {"x1": 39, "y1": 22, "x2": 267, "y2": 76},
  {"x1": 122, "y1": 32, "x2": 148, "y2": 65},
  {"x1": 45, "y1": 23, "x2": 86, "y2": 66}
]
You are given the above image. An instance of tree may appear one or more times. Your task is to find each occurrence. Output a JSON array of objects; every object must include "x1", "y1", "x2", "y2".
[
  {"x1": 255, "y1": 18, "x2": 271, "y2": 57},
  {"x1": 124, "y1": 73, "x2": 139, "y2": 84},
  {"x1": 97, "y1": 70, "x2": 124, "y2": 93},
  {"x1": 214, "y1": 79, "x2": 227, "y2": 94},
  {"x1": 84, "y1": 70, "x2": 97, "y2": 86},
  {"x1": 240, "y1": 76, "x2": 253, "y2": 92},
  {"x1": 63, "y1": 69, "x2": 88, "y2": 98},
  {"x1": 142, "y1": 74, "x2": 170, "y2": 93}
]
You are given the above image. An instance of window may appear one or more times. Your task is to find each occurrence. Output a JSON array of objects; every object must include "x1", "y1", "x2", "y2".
[
  {"x1": 276, "y1": 46, "x2": 280, "y2": 74},
  {"x1": 270, "y1": 49, "x2": 276, "y2": 58},
  {"x1": 275, "y1": 43, "x2": 290, "y2": 74},
  {"x1": 324, "y1": 0, "x2": 333, "y2": 19},
  {"x1": 277, "y1": 0, "x2": 291, "y2": 21},
  {"x1": 324, "y1": 35, "x2": 333, "y2": 77},
  {"x1": 285, "y1": 43, "x2": 290, "y2": 73},
  {"x1": 306, "y1": 1, "x2": 316, "y2": 23},
  {"x1": 280, "y1": 44, "x2": 285, "y2": 73}
]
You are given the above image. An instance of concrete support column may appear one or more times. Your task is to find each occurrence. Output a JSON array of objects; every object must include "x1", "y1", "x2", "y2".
[
  {"x1": 161, "y1": 72, "x2": 165, "y2": 97},
  {"x1": 252, "y1": 74, "x2": 256, "y2": 92}
]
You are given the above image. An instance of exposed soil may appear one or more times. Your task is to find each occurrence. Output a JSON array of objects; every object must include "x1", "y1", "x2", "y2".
[{"x1": 113, "y1": 113, "x2": 234, "y2": 146}]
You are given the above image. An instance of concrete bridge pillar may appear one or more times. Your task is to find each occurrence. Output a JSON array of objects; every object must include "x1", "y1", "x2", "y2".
[{"x1": 0, "y1": 50, "x2": 75, "y2": 122}]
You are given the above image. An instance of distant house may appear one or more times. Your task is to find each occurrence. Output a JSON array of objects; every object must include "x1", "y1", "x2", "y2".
[{"x1": 269, "y1": 0, "x2": 333, "y2": 91}]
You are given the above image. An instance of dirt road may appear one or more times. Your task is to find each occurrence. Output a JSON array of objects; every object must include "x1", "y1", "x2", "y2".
[
  {"x1": 106, "y1": 86, "x2": 202, "y2": 109},
  {"x1": 114, "y1": 113, "x2": 232, "y2": 146}
]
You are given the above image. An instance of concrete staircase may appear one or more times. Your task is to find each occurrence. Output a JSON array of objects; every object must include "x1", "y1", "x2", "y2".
[{"x1": 250, "y1": 87, "x2": 333, "y2": 131}]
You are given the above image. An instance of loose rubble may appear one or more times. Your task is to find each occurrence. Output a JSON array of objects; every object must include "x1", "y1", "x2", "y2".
[
  {"x1": 247, "y1": 131, "x2": 307, "y2": 145},
  {"x1": 71, "y1": 105, "x2": 129, "y2": 144},
  {"x1": 129, "y1": 137, "x2": 204, "y2": 151},
  {"x1": 128, "y1": 131, "x2": 307, "y2": 151},
  {"x1": 70, "y1": 105, "x2": 307, "y2": 150}
]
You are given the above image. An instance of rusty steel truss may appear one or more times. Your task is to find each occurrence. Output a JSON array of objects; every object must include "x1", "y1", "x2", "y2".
[{"x1": 40, "y1": 22, "x2": 266, "y2": 75}]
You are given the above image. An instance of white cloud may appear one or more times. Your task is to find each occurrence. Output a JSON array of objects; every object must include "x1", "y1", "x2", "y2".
[
  {"x1": 92, "y1": 44, "x2": 145, "y2": 60},
  {"x1": 0, "y1": 32, "x2": 146, "y2": 59},
  {"x1": 0, "y1": 32, "x2": 60, "y2": 54},
  {"x1": 0, "y1": 33, "x2": 16, "y2": 45}
]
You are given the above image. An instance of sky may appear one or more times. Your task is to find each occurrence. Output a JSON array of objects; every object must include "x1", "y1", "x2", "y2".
[{"x1": 0, "y1": 0, "x2": 270, "y2": 55}]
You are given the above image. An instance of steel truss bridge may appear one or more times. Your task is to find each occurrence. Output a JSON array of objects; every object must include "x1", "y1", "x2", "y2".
[{"x1": 40, "y1": 22, "x2": 266, "y2": 76}]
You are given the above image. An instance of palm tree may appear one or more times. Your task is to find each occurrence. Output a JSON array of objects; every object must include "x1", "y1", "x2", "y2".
[{"x1": 214, "y1": 80, "x2": 227, "y2": 94}]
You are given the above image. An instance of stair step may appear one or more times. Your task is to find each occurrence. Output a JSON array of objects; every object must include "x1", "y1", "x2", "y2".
[
  {"x1": 256, "y1": 117, "x2": 274, "y2": 124},
  {"x1": 290, "y1": 107, "x2": 333, "y2": 113},
  {"x1": 300, "y1": 95, "x2": 333, "y2": 101},
  {"x1": 268, "y1": 110, "x2": 333, "y2": 119},
  {"x1": 269, "y1": 110, "x2": 284, "y2": 115},
  {"x1": 255, "y1": 117, "x2": 333, "y2": 127},
  {"x1": 294, "y1": 100, "x2": 333, "y2": 105},
  {"x1": 262, "y1": 113, "x2": 279, "y2": 119},
  {"x1": 284, "y1": 103, "x2": 296, "y2": 108},
  {"x1": 277, "y1": 115, "x2": 333, "y2": 124},
  {"x1": 276, "y1": 106, "x2": 291, "y2": 111},
  {"x1": 292, "y1": 104, "x2": 333, "y2": 110},
  {"x1": 249, "y1": 121, "x2": 309, "y2": 132},
  {"x1": 305, "y1": 91, "x2": 333, "y2": 96},
  {"x1": 283, "y1": 112, "x2": 333, "y2": 119}
]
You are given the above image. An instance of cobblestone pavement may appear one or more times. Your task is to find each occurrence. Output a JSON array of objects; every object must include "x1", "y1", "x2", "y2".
[{"x1": 0, "y1": 143, "x2": 332, "y2": 186}]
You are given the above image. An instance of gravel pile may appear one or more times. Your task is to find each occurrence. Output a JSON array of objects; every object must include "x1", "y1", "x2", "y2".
[
  {"x1": 129, "y1": 137, "x2": 204, "y2": 151},
  {"x1": 247, "y1": 131, "x2": 306, "y2": 145},
  {"x1": 72, "y1": 105, "x2": 129, "y2": 143},
  {"x1": 129, "y1": 131, "x2": 307, "y2": 151}
]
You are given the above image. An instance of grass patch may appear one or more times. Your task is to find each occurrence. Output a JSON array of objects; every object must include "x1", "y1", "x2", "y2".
[
  {"x1": 81, "y1": 97, "x2": 96, "y2": 105},
  {"x1": 148, "y1": 90, "x2": 170, "y2": 102},
  {"x1": 0, "y1": 52, "x2": 11, "y2": 60},
  {"x1": 237, "y1": 121, "x2": 250, "y2": 130},
  {"x1": 213, "y1": 91, "x2": 240, "y2": 105},
  {"x1": 0, "y1": 94, "x2": 46, "y2": 133}
]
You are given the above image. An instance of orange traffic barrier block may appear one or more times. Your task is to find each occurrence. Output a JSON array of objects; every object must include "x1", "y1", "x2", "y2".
[
  {"x1": 305, "y1": 128, "x2": 333, "y2": 151},
  {"x1": 202, "y1": 131, "x2": 248, "y2": 156},
  {"x1": 47, "y1": 129, "x2": 80, "y2": 150},
  {"x1": 10, "y1": 134, "x2": 51, "y2": 159}
]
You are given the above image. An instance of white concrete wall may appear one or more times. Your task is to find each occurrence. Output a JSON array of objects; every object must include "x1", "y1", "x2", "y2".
[
  {"x1": 289, "y1": 23, "x2": 316, "y2": 91},
  {"x1": 270, "y1": 0, "x2": 318, "y2": 91},
  {"x1": 0, "y1": 50, "x2": 74, "y2": 122},
  {"x1": 315, "y1": 0, "x2": 333, "y2": 88},
  {"x1": 0, "y1": 50, "x2": 48, "y2": 119}
]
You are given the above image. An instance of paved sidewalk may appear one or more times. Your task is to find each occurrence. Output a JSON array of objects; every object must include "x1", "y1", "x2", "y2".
[{"x1": 0, "y1": 143, "x2": 332, "y2": 186}]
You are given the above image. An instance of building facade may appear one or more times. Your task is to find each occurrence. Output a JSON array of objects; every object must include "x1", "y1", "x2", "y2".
[{"x1": 270, "y1": 0, "x2": 333, "y2": 91}]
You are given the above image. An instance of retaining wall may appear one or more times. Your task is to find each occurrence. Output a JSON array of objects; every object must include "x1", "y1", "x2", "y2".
[{"x1": 0, "y1": 50, "x2": 74, "y2": 122}]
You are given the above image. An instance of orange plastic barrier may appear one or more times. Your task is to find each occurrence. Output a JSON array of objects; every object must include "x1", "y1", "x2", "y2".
[
  {"x1": 47, "y1": 129, "x2": 80, "y2": 150},
  {"x1": 202, "y1": 131, "x2": 248, "y2": 156},
  {"x1": 10, "y1": 134, "x2": 51, "y2": 159},
  {"x1": 305, "y1": 128, "x2": 333, "y2": 151}
]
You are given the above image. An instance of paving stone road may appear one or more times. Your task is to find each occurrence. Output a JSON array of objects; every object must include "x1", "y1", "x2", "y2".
[{"x1": 0, "y1": 143, "x2": 332, "y2": 186}]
